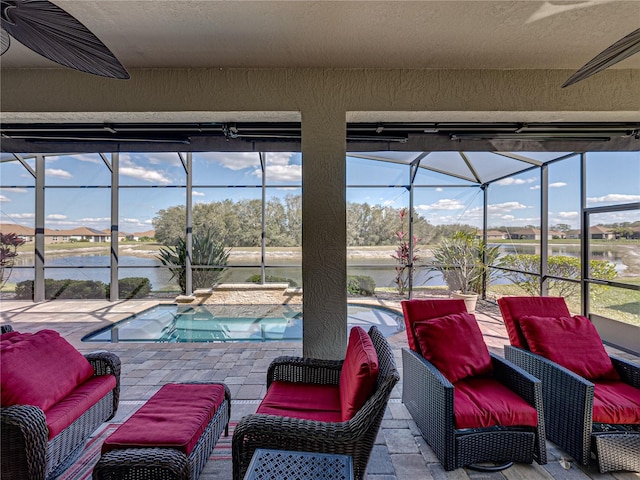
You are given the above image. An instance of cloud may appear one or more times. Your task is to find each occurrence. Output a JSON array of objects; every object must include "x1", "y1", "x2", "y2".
[
  {"x1": 7, "y1": 213, "x2": 34, "y2": 219},
  {"x1": 495, "y1": 177, "x2": 536, "y2": 186},
  {"x1": 193, "y1": 191, "x2": 205, "y2": 196},
  {"x1": 0, "y1": 195, "x2": 10, "y2": 202},
  {"x1": 78, "y1": 217, "x2": 110, "y2": 223},
  {"x1": 587, "y1": 194, "x2": 640, "y2": 203},
  {"x1": 263, "y1": 164, "x2": 302, "y2": 182},
  {"x1": 47, "y1": 214, "x2": 67, "y2": 220},
  {"x1": 45, "y1": 168, "x2": 73, "y2": 178},
  {"x1": 1, "y1": 188, "x2": 27, "y2": 193},
  {"x1": 119, "y1": 167, "x2": 171, "y2": 184},
  {"x1": 266, "y1": 153, "x2": 296, "y2": 166},
  {"x1": 487, "y1": 201, "x2": 528, "y2": 213},
  {"x1": 550, "y1": 182, "x2": 567, "y2": 188},
  {"x1": 416, "y1": 198, "x2": 465, "y2": 211},
  {"x1": 47, "y1": 154, "x2": 102, "y2": 164},
  {"x1": 198, "y1": 152, "x2": 260, "y2": 171},
  {"x1": 557, "y1": 211, "x2": 578, "y2": 219}
]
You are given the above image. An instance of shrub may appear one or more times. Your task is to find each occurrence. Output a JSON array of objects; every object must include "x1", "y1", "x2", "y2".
[
  {"x1": 14, "y1": 280, "x2": 34, "y2": 299},
  {"x1": 245, "y1": 274, "x2": 298, "y2": 287},
  {"x1": 107, "y1": 277, "x2": 152, "y2": 299},
  {"x1": 15, "y1": 279, "x2": 107, "y2": 300},
  {"x1": 500, "y1": 254, "x2": 617, "y2": 297},
  {"x1": 347, "y1": 275, "x2": 376, "y2": 296}
]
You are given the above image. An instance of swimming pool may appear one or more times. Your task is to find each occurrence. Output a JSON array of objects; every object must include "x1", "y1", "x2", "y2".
[{"x1": 82, "y1": 303, "x2": 405, "y2": 343}]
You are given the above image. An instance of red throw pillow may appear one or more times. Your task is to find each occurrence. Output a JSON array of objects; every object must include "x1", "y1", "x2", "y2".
[
  {"x1": 1, "y1": 330, "x2": 95, "y2": 411},
  {"x1": 518, "y1": 315, "x2": 619, "y2": 380},
  {"x1": 339, "y1": 327, "x2": 379, "y2": 421},
  {"x1": 414, "y1": 312, "x2": 493, "y2": 383}
]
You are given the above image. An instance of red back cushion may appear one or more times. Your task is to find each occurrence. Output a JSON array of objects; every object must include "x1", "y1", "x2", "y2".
[
  {"x1": 518, "y1": 315, "x2": 619, "y2": 380},
  {"x1": 401, "y1": 299, "x2": 467, "y2": 354},
  {"x1": 414, "y1": 312, "x2": 493, "y2": 383},
  {"x1": 339, "y1": 327, "x2": 379, "y2": 421},
  {"x1": 497, "y1": 296, "x2": 570, "y2": 349},
  {"x1": 0, "y1": 330, "x2": 95, "y2": 411}
]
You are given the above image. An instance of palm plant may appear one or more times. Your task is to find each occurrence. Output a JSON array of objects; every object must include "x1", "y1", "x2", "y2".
[
  {"x1": 157, "y1": 228, "x2": 230, "y2": 293},
  {"x1": 430, "y1": 231, "x2": 500, "y2": 295}
]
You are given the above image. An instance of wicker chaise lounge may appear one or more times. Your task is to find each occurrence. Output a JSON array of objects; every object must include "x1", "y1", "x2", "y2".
[
  {"x1": 498, "y1": 296, "x2": 640, "y2": 473},
  {"x1": 232, "y1": 326, "x2": 399, "y2": 480}
]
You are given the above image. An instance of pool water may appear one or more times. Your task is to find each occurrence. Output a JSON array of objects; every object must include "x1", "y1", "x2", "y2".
[{"x1": 82, "y1": 303, "x2": 405, "y2": 343}]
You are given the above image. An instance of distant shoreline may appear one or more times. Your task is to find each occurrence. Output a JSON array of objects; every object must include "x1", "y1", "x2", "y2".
[{"x1": 14, "y1": 243, "x2": 640, "y2": 276}]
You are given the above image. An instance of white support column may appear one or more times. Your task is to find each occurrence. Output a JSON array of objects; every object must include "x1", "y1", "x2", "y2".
[{"x1": 301, "y1": 107, "x2": 347, "y2": 359}]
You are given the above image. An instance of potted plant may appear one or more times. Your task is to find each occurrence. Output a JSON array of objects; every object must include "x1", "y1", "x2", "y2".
[{"x1": 430, "y1": 231, "x2": 500, "y2": 312}]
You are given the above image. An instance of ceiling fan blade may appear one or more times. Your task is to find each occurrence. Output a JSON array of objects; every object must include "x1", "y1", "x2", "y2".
[
  {"x1": 0, "y1": 0, "x2": 129, "y2": 79},
  {"x1": 0, "y1": 26, "x2": 9, "y2": 54},
  {"x1": 562, "y1": 28, "x2": 640, "y2": 88}
]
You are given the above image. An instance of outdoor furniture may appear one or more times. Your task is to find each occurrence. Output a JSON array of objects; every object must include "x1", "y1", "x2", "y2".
[
  {"x1": 232, "y1": 325, "x2": 399, "y2": 480},
  {"x1": 243, "y1": 449, "x2": 353, "y2": 480},
  {"x1": 93, "y1": 382, "x2": 230, "y2": 480},
  {"x1": 498, "y1": 296, "x2": 640, "y2": 472},
  {"x1": 1, "y1": 326, "x2": 121, "y2": 480},
  {"x1": 401, "y1": 299, "x2": 547, "y2": 471}
]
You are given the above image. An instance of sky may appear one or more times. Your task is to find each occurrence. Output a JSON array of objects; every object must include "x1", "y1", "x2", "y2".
[{"x1": 1, "y1": 150, "x2": 638, "y2": 234}]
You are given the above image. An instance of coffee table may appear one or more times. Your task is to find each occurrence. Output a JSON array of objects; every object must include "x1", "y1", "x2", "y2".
[{"x1": 243, "y1": 448, "x2": 353, "y2": 480}]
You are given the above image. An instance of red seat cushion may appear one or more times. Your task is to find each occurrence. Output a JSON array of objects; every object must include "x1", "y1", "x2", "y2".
[
  {"x1": 593, "y1": 380, "x2": 640, "y2": 425},
  {"x1": 339, "y1": 326, "x2": 379, "y2": 421},
  {"x1": 102, "y1": 383, "x2": 226, "y2": 455},
  {"x1": 497, "y1": 296, "x2": 570, "y2": 349},
  {"x1": 0, "y1": 330, "x2": 95, "y2": 411},
  {"x1": 454, "y1": 377, "x2": 539, "y2": 429},
  {"x1": 46, "y1": 375, "x2": 116, "y2": 439},
  {"x1": 257, "y1": 381, "x2": 342, "y2": 422},
  {"x1": 414, "y1": 312, "x2": 493, "y2": 383},
  {"x1": 518, "y1": 315, "x2": 619, "y2": 381},
  {"x1": 401, "y1": 299, "x2": 467, "y2": 354}
]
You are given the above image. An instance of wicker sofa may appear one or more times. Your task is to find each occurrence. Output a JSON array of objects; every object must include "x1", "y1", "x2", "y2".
[
  {"x1": 232, "y1": 326, "x2": 399, "y2": 480},
  {"x1": 1, "y1": 326, "x2": 121, "y2": 480}
]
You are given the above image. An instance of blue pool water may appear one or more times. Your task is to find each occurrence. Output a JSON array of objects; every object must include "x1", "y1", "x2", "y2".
[{"x1": 82, "y1": 303, "x2": 405, "y2": 343}]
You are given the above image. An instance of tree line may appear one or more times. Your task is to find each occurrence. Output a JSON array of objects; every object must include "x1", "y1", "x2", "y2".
[{"x1": 152, "y1": 195, "x2": 477, "y2": 248}]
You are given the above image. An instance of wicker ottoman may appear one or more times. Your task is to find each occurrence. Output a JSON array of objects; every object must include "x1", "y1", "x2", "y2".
[{"x1": 93, "y1": 382, "x2": 230, "y2": 480}]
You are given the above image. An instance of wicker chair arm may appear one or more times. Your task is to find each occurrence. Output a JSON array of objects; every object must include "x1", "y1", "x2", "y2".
[
  {"x1": 84, "y1": 350, "x2": 121, "y2": 420},
  {"x1": 491, "y1": 353, "x2": 542, "y2": 407},
  {"x1": 1, "y1": 404, "x2": 48, "y2": 480},
  {"x1": 401, "y1": 347, "x2": 455, "y2": 470},
  {"x1": 611, "y1": 355, "x2": 640, "y2": 388},
  {"x1": 490, "y1": 353, "x2": 547, "y2": 465},
  {"x1": 504, "y1": 345, "x2": 593, "y2": 465},
  {"x1": 266, "y1": 356, "x2": 343, "y2": 388}
]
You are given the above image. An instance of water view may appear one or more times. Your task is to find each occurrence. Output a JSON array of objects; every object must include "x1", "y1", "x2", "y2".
[{"x1": 8, "y1": 243, "x2": 638, "y2": 293}]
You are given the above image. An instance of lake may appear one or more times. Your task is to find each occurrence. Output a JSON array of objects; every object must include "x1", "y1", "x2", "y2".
[{"x1": 7, "y1": 244, "x2": 637, "y2": 293}]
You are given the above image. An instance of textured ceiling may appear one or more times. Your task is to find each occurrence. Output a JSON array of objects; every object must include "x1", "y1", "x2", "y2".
[{"x1": 2, "y1": 0, "x2": 640, "y2": 70}]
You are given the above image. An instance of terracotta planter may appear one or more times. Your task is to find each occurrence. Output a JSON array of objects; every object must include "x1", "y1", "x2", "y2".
[{"x1": 450, "y1": 291, "x2": 478, "y2": 313}]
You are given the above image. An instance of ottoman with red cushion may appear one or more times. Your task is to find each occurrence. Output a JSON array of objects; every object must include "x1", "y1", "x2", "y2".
[{"x1": 93, "y1": 382, "x2": 230, "y2": 480}]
